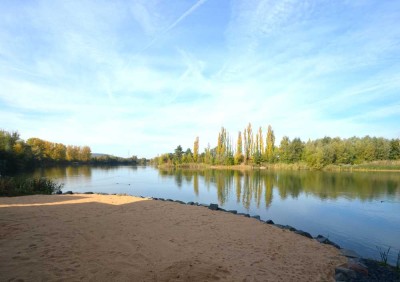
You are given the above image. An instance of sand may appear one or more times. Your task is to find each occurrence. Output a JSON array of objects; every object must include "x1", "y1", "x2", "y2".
[{"x1": 0, "y1": 194, "x2": 345, "y2": 281}]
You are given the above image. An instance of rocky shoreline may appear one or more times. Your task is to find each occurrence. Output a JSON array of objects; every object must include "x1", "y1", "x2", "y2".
[{"x1": 60, "y1": 191, "x2": 400, "y2": 281}]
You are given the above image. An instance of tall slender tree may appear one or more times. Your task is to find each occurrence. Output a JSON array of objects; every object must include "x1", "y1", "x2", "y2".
[
  {"x1": 244, "y1": 123, "x2": 253, "y2": 163},
  {"x1": 234, "y1": 131, "x2": 244, "y2": 164},
  {"x1": 193, "y1": 136, "x2": 199, "y2": 163},
  {"x1": 266, "y1": 125, "x2": 275, "y2": 162},
  {"x1": 258, "y1": 127, "x2": 264, "y2": 155}
]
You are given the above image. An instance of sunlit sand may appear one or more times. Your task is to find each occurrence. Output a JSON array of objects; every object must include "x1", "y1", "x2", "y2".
[{"x1": 0, "y1": 194, "x2": 345, "y2": 281}]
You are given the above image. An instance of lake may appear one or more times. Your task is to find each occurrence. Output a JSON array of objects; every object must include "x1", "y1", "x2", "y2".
[{"x1": 28, "y1": 165, "x2": 400, "y2": 265}]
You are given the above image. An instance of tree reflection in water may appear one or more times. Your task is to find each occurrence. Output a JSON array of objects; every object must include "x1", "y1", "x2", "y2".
[{"x1": 158, "y1": 168, "x2": 400, "y2": 208}]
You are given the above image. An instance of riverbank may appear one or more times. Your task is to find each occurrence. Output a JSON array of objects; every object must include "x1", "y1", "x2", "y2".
[
  {"x1": 157, "y1": 160, "x2": 400, "y2": 172},
  {"x1": 0, "y1": 194, "x2": 345, "y2": 281}
]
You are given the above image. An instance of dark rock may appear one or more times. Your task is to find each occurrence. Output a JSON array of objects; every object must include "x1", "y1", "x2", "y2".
[
  {"x1": 166, "y1": 199, "x2": 174, "y2": 202},
  {"x1": 354, "y1": 259, "x2": 400, "y2": 282},
  {"x1": 186, "y1": 201, "x2": 195, "y2": 205},
  {"x1": 228, "y1": 210, "x2": 237, "y2": 214},
  {"x1": 64, "y1": 191, "x2": 73, "y2": 195},
  {"x1": 199, "y1": 203, "x2": 208, "y2": 207},
  {"x1": 152, "y1": 197, "x2": 159, "y2": 200},
  {"x1": 175, "y1": 200, "x2": 185, "y2": 205},
  {"x1": 218, "y1": 208, "x2": 226, "y2": 212},
  {"x1": 283, "y1": 225, "x2": 297, "y2": 232},
  {"x1": 158, "y1": 198, "x2": 165, "y2": 201},
  {"x1": 335, "y1": 266, "x2": 357, "y2": 280},
  {"x1": 84, "y1": 192, "x2": 94, "y2": 194},
  {"x1": 340, "y1": 249, "x2": 361, "y2": 259},
  {"x1": 208, "y1": 203, "x2": 219, "y2": 210},
  {"x1": 251, "y1": 215, "x2": 261, "y2": 220},
  {"x1": 335, "y1": 271, "x2": 347, "y2": 281},
  {"x1": 274, "y1": 224, "x2": 285, "y2": 229},
  {"x1": 294, "y1": 230, "x2": 313, "y2": 239},
  {"x1": 347, "y1": 260, "x2": 368, "y2": 276},
  {"x1": 265, "y1": 220, "x2": 274, "y2": 224},
  {"x1": 55, "y1": 190, "x2": 62, "y2": 195},
  {"x1": 315, "y1": 235, "x2": 340, "y2": 249}
]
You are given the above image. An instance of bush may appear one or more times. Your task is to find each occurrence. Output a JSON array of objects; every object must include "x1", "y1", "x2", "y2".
[{"x1": 0, "y1": 176, "x2": 63, "y2": 197}]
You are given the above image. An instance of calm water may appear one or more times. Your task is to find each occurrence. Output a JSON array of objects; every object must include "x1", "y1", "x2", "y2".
[{"x1": 29, "y1": 165, "x2": 400, "y2": 265}]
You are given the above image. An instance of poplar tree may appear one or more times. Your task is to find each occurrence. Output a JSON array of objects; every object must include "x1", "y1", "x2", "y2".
[
  {"x1": 234, "y1": 131, "x2": 244, "y2": 164},
  {"x1": 266, "y1": 125, "x2": 275, "y2": 162},
  {"x1": 193, "y1": 136, "x2": 199, "y2": 163},
  {"x1": 244, "y1": 123, "x2": 253, "y2": 163},
  {"x1": 258, "y1": 127, "x2": 264, "y2": 154},
  {"x1": 217, "y1": 127, "x2": 227, "y2": 164}
]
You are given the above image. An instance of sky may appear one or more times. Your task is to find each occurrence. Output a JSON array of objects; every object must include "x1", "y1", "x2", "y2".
[{"x1": 1, "y1": 0, "x2": 399, "y2": 158}]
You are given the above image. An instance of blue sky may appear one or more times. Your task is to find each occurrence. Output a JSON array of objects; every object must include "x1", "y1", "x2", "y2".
[{"x1": 1, "y1": 0, "x2": 399, "y2": 158}]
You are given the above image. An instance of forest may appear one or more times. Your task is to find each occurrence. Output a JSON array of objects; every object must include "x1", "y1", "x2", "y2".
[
  {"x1": 0, "y1": 130, "x2": 139, "y2": 175},
  {"x1": 154, "y1": 123, "x2": 400, "y2": 169}
]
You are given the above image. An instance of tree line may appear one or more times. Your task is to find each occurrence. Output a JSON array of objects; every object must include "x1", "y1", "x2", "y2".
[
  {"x1": 0, "y1": 130, "x2": 93, "y2": 175},
  {"x1": 154, "y1": 123, "x2": 400, "y2": 169},
  {"x1": 0, "y1": 130, "x2": 141, "y2": 175}
]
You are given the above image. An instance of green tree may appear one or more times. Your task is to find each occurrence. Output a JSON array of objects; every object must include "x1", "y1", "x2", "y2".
[
  {"x1": 174, "y1": 145, "x2": 183, "y2": 164},
  {"x1": 289, "y1": 138, "x2": 304, "y2": 162},
  {"x1": 389, "y1": 139, "x2": 400, "y2": 160},
  {"x1": 182, "y1": 148, "x2": 193, "y2": 163},
  {"x1": 279, "y1": 136, "x2": 290, "y2": 163},
  {"x1": 266, "y1": 125, "x2": 275, "y2": 162}
]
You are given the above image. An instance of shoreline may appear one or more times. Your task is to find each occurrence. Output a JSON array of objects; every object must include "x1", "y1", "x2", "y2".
[
  {"x1": 157, "y1": 163, "x2": 400, "y2": 173},
  {"x1": 1, "y1": 193, "x2": 346, "y2": 281}
]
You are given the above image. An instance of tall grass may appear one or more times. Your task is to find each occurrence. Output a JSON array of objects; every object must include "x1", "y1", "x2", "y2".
[
  {"x1": 0, "y1": 176, "x2": 63, "y2": 197},
  {"x1": 351, "y1": 160, "x2": 400, "y2": 171},
  {"x1": 377, "y1": 246, "x2": 391, "y2": 266}
]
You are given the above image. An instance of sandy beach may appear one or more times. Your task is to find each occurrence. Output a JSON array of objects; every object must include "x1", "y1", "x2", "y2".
[{"x1": 0, "y1": 194, "x2": 345, "y2": 281}]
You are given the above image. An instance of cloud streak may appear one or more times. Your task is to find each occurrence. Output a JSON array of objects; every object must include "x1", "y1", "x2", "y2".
[{"x1": 0, "y1": 0, "x2": 399, "y2": 158}]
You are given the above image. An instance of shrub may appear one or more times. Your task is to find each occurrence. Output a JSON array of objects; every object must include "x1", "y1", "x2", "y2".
[{"x1": 0, "y1": 176, "x2": 63, "y2": 197}]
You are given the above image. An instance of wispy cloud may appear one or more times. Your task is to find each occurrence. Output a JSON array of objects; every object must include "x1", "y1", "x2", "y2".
[
  {"x1": 0, "y1": 0, "x2": 399, "y2": 157},
  {"x1": 140, "y1": 0, "x2": 208, "y2": 52}
]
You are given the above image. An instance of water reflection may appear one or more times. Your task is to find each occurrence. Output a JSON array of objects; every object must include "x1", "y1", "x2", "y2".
[
  {"x1": 158, "y1": 169, "x2": 400, "y2": 208},
  {"x1": 30, "y1": 165, "x2": 138, "y2": 182},
  {"x1": 23, "y1": 165, "x2": 400, "y2": 265}
]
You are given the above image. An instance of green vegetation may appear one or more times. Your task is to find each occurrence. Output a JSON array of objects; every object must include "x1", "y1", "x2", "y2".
[
  {"x1": 91, "y1": 154, "x2": 146, "y2": 166},
  {"x1": 0, "y1": 130, "x2": 143, "y2": 175},
  {"x1": 0, "y1": 176, "x2": 63, "y2": 197},
  {"x1": 153, "y1": 123, "x2": 400, "y2": 170},
  {"x1": 0, "y1": 130, "x2": 92, "y2": 175}
]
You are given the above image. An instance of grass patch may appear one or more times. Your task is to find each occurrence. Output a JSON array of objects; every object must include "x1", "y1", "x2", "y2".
[
  {"x1": 0, "y1": 176, "x2": 63, "y2": 197},
  {"x1": 353, "y1": 160, "x2": 400, "y2": 171}
]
